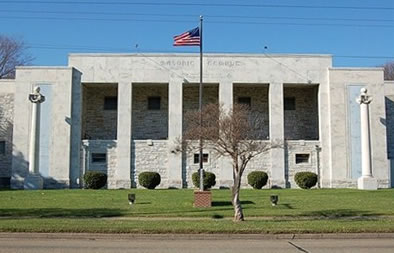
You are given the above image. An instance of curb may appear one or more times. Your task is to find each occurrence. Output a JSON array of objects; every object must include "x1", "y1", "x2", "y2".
[{"x1": 1, "y1": 232, "x2": 394, "y2": 241}]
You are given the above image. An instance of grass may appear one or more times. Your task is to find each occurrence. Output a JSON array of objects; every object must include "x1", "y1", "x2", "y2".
[
  {"x1": 0, "y1": 188, "x2": 394, "y2": 233},
  {"x1": 1, "y1": 218, "x2": 394, "y2": 234}
]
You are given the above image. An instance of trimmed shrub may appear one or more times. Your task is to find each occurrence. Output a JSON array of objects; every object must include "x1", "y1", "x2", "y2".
[
  {"x1": 138, "y1": 172, "x2": 161, "y2": 189},
  {"x1": 83, "y1": 171, "x2": 107, "y2": 189},
  {"x1": 192, "y1": 171, "x2": 216, "y2": 190},
  {"x1": 247, "y1": 171, "x2": 268, "y2": 189},
  {"x1": 294, "y1": 172, "x2": 318, "y2": 189}
]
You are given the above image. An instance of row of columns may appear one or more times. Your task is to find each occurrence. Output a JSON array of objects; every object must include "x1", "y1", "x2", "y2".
[{"x1": 111, "y1": 81, "x2": 286, "y2": 189}]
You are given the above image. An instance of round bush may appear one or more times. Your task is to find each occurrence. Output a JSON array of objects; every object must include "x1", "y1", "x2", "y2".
[
  {"x1": 294, "y1": 172, "x2": 318, "y2": 189},
  {"x1": 192, "y1": 171, "x2": 216, "y2": 190},
  {"x1": 247, "y1": 171, "x2": 268, "y2": 189},
  {"x1": 138, "y1": 172, "x2": 161, "y2": 189},
  {"x1": 83, "y1": 171, "x2": 107, "y2": 189}
]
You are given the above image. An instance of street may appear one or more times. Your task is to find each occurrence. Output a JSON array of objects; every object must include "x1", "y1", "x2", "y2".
[{"x1": 0, "y1": 233, "x2": 393, "y2": 252}]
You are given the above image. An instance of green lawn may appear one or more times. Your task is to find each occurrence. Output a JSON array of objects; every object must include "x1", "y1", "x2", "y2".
[{"x1": 0, "y1": 189, "x2": 393, "y2": 233}]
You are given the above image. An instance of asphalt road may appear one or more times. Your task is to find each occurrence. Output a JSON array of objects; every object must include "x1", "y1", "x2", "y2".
[{"x1": 0, "y1": 234, "x2": 393, "y2": 253}]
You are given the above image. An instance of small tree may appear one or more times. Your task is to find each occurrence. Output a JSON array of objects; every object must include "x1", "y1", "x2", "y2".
[
  {"x1": 0, "y1": 35, "x2": 33, "y2": 79},
  {"x1": 180, "y1": 103, "x2": 281, "y2": 221},
  {"x1": 383, "y1": 61, "x2": 394, "y2": 81}
]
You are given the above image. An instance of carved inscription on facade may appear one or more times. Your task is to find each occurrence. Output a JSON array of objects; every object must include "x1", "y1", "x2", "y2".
[{"x1": 159, "y1": 60, "x2": 243, "y2": 68}]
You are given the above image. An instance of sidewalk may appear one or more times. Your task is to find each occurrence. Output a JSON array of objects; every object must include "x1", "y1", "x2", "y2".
[{"x1": 1, "y1": 232, "x2": 394, "y2": 240}]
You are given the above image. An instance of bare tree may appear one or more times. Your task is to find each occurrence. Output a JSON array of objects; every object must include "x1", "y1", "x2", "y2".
[
  {"x1": 0, "y1": 35, "x2": 33, "y2": 79},
  {"x1": 383, "y1": 61, "x2": 394, "y2": 81},
  {"x1": 180, "y1": 103, "x2": 281, "y2": 221}
]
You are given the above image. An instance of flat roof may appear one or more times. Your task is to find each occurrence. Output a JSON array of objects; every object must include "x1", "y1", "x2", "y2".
[
  {"x1": 68, "y1": 53, "x2": 332, "y2": 58},
  {"x1": 329, "y1": 67, "x2": 383, "y2": 71}
]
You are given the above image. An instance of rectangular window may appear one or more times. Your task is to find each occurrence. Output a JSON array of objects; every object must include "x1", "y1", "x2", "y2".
[
  {"x1": 238, "y1": 97, "x2": 251, "y2": 107},
  {"x1": 91, "y1": 153, "x2": 107, "y2": 163},
  {"x1": 0, "y1": 141, "x2": 5, "y2": 155},
  {"x1": 148, "y1": 96, "x2": 161, "y2": 110},
  {"x1": 104, "y1": 96, "x2": 117, "y2": 110},
  {"x1": 193, "y1": 153, "x2": 209, "y2": 164},
  {"x1": 284, "y1": 97, "x2": 296, "y2": 110},
  {"x1": 295, "y1": 154, "x2": 310, "y2": 164}
]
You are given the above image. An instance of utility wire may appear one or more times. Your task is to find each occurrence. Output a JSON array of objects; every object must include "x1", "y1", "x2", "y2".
[
  {"x1": 0, "y1": 9, "x2": 393, "y2": 23},
  {"x1": 1, "y1": 16, "x2": 393, "y2": 28},
  {"x1": 28, "y1": 43, "x2": 394, "y2": 60},
  {"x1": 0, "y1": 1, "x2": 393, "y2": 11}
]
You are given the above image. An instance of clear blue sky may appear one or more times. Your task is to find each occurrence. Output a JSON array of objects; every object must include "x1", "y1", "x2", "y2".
[{"x1": 0, "y1": 0, "x2": 393, "y2": 67}]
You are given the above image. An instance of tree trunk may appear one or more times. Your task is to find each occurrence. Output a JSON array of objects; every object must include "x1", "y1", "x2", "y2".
[{"x1": 232, "y1": 173, "x2": 244, "y2": 221}]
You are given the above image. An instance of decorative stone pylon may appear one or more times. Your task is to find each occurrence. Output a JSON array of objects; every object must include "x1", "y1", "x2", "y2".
[
  {"x1": 356, "y1": 88, "x2": 378, "y2": 190},
  {"x1": 24, "y1": 86, "x2": 45, "y2": 190}
]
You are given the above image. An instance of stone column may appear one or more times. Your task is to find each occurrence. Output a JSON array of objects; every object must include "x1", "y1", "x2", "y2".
[
  {"x1": 269, "y1": 82, "x2": 286, "y2": 188},
  {"x1": 218, "y1": 81, "x2": 233, "y2": 187},
  {"x1": 24, "y1": 86, "x2": 45, "y2": 190},
  {"x1": 110, "y1": 81, "x2": 132, "y2": 189},
  {"x1": 357, "y1": 88, "x2": 378, "y2": 190},
  {"x1": 168, "y1": 79, "x2": 183, "y2": 188}
]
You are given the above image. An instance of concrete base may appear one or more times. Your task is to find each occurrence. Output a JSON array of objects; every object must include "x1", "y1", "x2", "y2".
[
  {"x1": 270, "y1": 179, "x2": 286, "y2": 189},
  {"x1": 107, "y1": 179, "x2": 131, "y2": 189},
  {"x1": 218, "y1": 180, "x2": 233, "y2": 189},
  {"x1": 357, "y1": 176, "x2": 378, "y2": 190},
  {"x1": 24, "y1": 175, "x2": 44, "y2": 190},
  {"x1": 167, "y1": 180, "x2": 182, "y2": 189}
]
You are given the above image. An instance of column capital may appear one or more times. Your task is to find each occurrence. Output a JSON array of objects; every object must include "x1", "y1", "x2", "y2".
[{"x1": 357, "y1": 88, "x2": 372, "y2": 105}]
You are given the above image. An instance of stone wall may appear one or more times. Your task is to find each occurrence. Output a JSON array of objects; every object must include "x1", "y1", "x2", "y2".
[
  {"x1": 233, "y1": 85, "x2": 269, "y2": 139},
  {"x1": 284, "y1": 86, "x2": 319, "y2": 140},
  {"x1": 285, "y1": 140, "x2": 321, "y2": 188},
  {"x1": 132, "y1": 85, "x2": 168, "y2": 140},
  {"x1": 182, "y1": 143, "x2": 220, "y2": 189},
  {"x1": 242, "y1": 144, "x2": 271, "y2": 187},
  {"x1": 181, "y1": 141, "x2": 271, "y2": 189},
  {"x1": 183, "y1": 85, "x2": 218, "y2": 132},
  {"x1": 0, "y1": 93, "x2": 14, "y2": 187},
  {"x1": 81, "y1": 140, "x2": 117, "y2": 187},
  {"x1": 82, "y1": 85, "x2": 118, "y2": 140},
  {"x1": 132, "y1": 140, "x2": 168, "y2": 188}
]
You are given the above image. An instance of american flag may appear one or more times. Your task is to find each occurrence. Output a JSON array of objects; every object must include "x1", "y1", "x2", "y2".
[{"x1": 173, "y1": 27, "x2": 200, "y2": 46}]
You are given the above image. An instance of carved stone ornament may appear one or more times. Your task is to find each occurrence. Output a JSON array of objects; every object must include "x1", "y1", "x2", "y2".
[
  {"x1": 29, "y1": 86, "x2": 45, "y2": 103},
  {"x1": 356, "y1": 88, "x2": 372, "y2": 105}
]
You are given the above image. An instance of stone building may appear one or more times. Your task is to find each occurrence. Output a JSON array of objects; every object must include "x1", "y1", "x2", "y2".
[{"x1": 0, "y1": 53, "x2": 393, "y2": 189}]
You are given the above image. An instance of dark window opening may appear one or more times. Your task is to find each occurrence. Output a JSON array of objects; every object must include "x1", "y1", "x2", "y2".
[
  {"x1": 91, "y1": 153, "x2": 107, "y2": 163},
  {"x1": 295, "y1": 154, "x2": 310, "y2": 164},
  {"x1": 238, "y1": 97, "x2": 251, "y2": 107},
  {"x1": 284, "y1": 97, "x2": 296, "y2": 110},
  {"x1": 104, "y1": 96, "x2": 118, "y2": 110},
  {"x1": 0, "y1": 141, "x2": 5, "y2": 155},
  {"x1": 148, "y1": 96, "x2": 161, "y2": 110},
  {"x1": 193, "y1": 153, "x2": 209, "y2": 164}
]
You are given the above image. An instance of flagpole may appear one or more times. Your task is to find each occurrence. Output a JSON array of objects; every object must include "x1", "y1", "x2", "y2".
[{"x1": 199, "y1": 15, "x2": 204, "y2": 192}]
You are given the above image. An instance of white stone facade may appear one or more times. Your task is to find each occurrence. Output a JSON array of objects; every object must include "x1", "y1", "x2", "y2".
[
  {"x1": 0, "y1": 53, "x2": 392, "y2": 189},
  {"x1": 0, "y1": 81, "x2": 14, "y2": 188}
]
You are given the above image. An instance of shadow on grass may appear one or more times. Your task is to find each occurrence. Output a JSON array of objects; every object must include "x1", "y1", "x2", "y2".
[
  {"x1": 212, "y1": 201, "x2": 255, "y2": 207},
  {"x1": 211, "y1": 214, "x2": 224, "y2": 219},
  {"x1": 279, "y1": 203, "x2": 294, "y2": 209},
  {"x1": 0, "y1": 208, "x2": 127, "y2": 218},
  {"x1": 301, "y1": 209, "x2": 382, "y2": 218}
]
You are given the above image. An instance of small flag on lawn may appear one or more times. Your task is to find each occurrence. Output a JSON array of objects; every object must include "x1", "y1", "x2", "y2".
[{"x1": 173, "y1": 27, "x2": 200, "y2": 46}]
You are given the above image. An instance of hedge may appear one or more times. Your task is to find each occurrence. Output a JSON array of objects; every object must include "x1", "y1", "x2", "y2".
[
  {"x1": 247, "y1": 171, "x2": 268, "y2": 189},
  {"x1": 294, "y1": 171, "x2": 318, "y2": 189},
  {"x1": 192, "y1": 171, "x2": 216, "y2": 190},
  {"x1": 138, "y1": 172, "x2": 161, "y2": 189},
  {"x1": 83, "y1": 171, "x2": 107, "y2": 189}
]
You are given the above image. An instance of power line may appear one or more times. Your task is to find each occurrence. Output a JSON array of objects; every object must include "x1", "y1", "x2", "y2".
[
  {"x1": 0, "y1": 1, "x2": 393, "y2": 11},
  {"x1": 28, "y1": 43, "x2": 394, "y2": 60},
  {"x1": 1, "y1": 16, "x2": 393, "y2": 28},
  {"x1": 0, "y1": 9, "x2": 393, "y2": 23}
]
